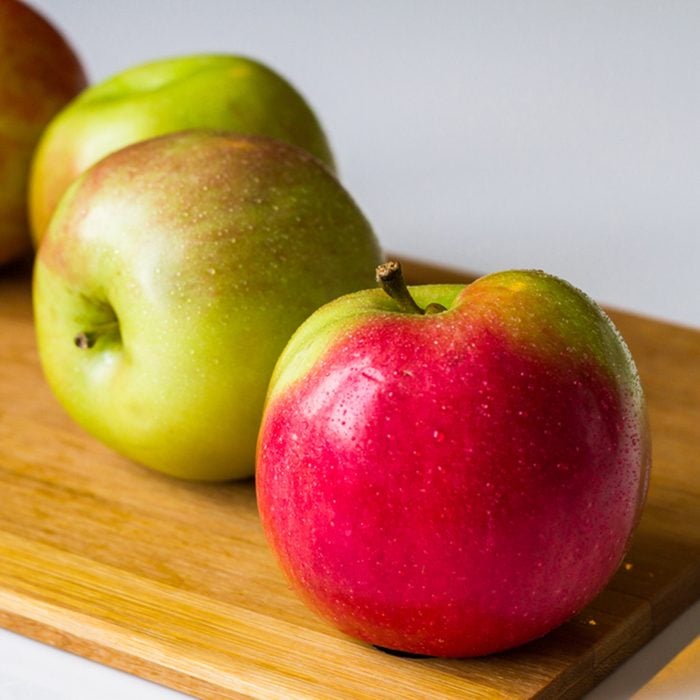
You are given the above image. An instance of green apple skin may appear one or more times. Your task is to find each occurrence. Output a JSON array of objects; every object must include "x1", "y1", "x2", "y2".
[
  {"x1": 0, "y1": 0, "x2": 86, "y2": 266},
  {"x1": 33, "y1": 131, "x2": 381, "y2": 481},
  {"x1": 29, "y1": 53, "x2": 335, "y2": 245}
]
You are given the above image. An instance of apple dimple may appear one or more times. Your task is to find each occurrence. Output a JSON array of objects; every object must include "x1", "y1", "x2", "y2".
[
  {"x1": 105, "y1": 57, "x2": 226, "y2": 97},
  {"x1": 73, "y1": 302, "x2": 121, "y2": 350}
]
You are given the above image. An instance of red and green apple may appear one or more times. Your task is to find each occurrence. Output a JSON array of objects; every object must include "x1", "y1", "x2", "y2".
[
  {"x1": 33, "y1": 131, "x2": 381, "y2": 481},
  {"x1": 0, "y1": 0, "x2": 86, "y2": 265},
  {"x1": 257, "y1": 261, "x2": 650, "y2": 657},
  {"x1": 29, "y1": 52, "x2": 335, "y2": 244}
]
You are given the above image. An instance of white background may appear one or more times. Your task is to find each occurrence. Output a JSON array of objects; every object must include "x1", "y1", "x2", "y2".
[
  {"x1": 2, "y1": 1, "x2": 699, "y2": 698},
  {"x1": 25, "y1": 0, "x2": 700, "y2": 328}
]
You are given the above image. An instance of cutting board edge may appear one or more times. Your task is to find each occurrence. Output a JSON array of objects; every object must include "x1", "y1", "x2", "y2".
[{"x1": 0, "y1": 589, "x2": 250, "y2": 700}]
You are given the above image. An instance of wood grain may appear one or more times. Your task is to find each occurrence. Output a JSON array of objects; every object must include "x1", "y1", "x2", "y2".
[{"x1": 0, "y1": 257, "x2": 698, "y2": 699}]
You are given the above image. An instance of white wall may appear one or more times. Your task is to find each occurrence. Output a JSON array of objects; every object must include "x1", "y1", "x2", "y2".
[{"x1": 30, "y1": 0, "x2": 700, "y2": 327}]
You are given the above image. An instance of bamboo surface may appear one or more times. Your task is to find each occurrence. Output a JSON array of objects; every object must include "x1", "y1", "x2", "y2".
[{"x1": 0, "y1": 257, "x2": 698, "y2": 699}]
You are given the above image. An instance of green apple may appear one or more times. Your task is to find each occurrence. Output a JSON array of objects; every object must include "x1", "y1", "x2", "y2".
[
  {"x1": 33, "y1": 130, "x2": 381, "y2": 481},
  {"x1": 29, "y1": 53, "x2": 335, "y2": 245},
  {"x1": 0, "y1": 0, "x2": 86, "y2": 266}
]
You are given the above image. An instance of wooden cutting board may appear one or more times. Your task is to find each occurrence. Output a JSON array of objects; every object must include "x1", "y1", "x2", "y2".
[{"x1": 1, "y1": 257, "x2": 698, "y2": 699}]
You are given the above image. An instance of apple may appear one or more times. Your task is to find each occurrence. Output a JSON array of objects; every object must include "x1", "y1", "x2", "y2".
[
  {"x1": 0, "y1": 0, "x2": 86, "y2": 266},
  {"x1": 33, "y1": 130, "x2": 381, "y2": 481},
  {"x1": 256, "y1": 261, "x2": 650, "y2": 657},
  {"x1": 29, "y1": 52, "x2": 336, "y2": 245}
]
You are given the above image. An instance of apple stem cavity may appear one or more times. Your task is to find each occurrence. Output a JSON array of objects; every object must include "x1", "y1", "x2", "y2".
[
  {"x1": 74, "y1": 321, "x2": 120, "y2": 349},
  {"x1": 376, "y1": 261, "x2": 446, "y2": 315}
]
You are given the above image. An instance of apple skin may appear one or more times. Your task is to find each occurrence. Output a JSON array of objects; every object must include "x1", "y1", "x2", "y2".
[
  {"x1": 0, "y1": 0, "x2": 86, "y2": 266},
  {"x1": 33, "y1": 130, "x2": 381, "y2": 481},
  {"x1": 29, "y1": 53, "x2": 335, "y2": 245},
  {"x1": 256, "y1": 269, "x2": 650, "y2": 657}
]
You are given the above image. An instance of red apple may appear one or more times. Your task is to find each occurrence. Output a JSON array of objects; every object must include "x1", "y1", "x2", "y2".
[
  {"x1": 256, "y1": 262, "x2": 650, "y2": 657},
  {"x1": 0, "y1": 0, "x2": 86, "y2": 266}
]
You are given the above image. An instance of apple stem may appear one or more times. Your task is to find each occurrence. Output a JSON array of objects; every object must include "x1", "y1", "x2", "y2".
[
  {"x1": 376, "y1": 261, "x2": 446, "y2": 315},
  {"x1": 74, "y1": 322, "x2": 120, "y2": 349}
]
